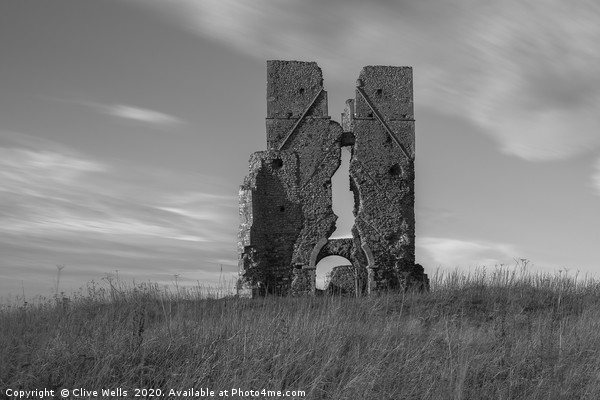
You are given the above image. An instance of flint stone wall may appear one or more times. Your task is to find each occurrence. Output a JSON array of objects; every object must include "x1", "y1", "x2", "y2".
[
  {"x1": 326, "y1": 265, "x2": 368, "y2": 296},
  {"x1": 238, "y1": 60, "x2": 428, "y2": 297}
]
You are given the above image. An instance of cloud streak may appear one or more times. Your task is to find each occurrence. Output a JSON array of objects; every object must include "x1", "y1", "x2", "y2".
[
  {"x1": 0, "y1": 130, "x2": 235, "y2": 262},
  {"x1": 130, "y1": 0, "x2": 600, "y2": 161},
  {"x1": 40, "y1": 97, "x2": 185, "y2": 128},
  {"x1": 0, "y1": 147, "x2": 231, "y2": 243},
  {"x1": 417, "y1": 237, "x2": 518, "y2": 268},
  {"x1": 104, "y1": 104, "x2": 184, "y2": 126},
  {"x1": 0, "y1": 131, "x2": 240, "y2": 296}
]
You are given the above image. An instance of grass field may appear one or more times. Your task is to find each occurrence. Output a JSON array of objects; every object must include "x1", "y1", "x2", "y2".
[{"x1": 2, "y1": 261, "x2": 600, "y2": 399}]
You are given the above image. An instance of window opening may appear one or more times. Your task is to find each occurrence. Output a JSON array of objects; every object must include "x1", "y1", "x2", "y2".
[
  {"x1": 389, "y1": 163, "x2": 402, "y2": 176},
  {"x1": 271, "y1": 158, "x2": 283, "y2": 169}
]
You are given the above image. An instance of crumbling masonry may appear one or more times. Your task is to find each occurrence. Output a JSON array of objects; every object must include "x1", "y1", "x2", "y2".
[{"x1": 238, "y1": 61, "x2": 428, "y2": 296}]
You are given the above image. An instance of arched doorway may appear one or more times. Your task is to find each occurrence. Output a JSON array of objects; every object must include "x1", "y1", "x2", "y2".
[
  {"x1": 315, "y1": 255, "x2": 353, "y2": 290},
  {"x1": 308, "y1": 237, "x2": 372, "y2": 295}
]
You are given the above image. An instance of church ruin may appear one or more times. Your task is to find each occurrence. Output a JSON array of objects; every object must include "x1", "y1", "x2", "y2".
[{"x1": 238, "y1": 60, "x2": 428, "y2": 296}]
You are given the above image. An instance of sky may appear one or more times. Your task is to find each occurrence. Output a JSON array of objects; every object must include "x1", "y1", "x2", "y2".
[{"x1": 1, "y1": 0, "x2": 599, "y2": 299}]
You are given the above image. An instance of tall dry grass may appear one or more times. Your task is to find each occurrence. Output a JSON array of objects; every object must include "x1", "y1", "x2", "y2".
[{"x1": 2, "y1": 261, "x2": 600, "y2": 399}]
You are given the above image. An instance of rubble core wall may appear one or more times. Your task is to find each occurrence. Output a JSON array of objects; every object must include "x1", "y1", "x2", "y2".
[
  {"x1": 350, "y1": 66, "x2": 417, "y2": 290},
  {"x1": 238, "y1": 150, "x2": 302, "y2": 296}
]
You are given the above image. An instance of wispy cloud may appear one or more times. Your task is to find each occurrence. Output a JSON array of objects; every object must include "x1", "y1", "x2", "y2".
[
  {"x1": 0, "y1": 132, "x2": 239, "y2": 295},
  {"x1": 417, "y1": 237, "x2": 518, "y2": 268},
  {"x1": 0, "y1": 129, "x2": 82, "y2": 154},
  {"x1": 0, "y1": 132, "x2": 236, "y2": 265},
  {"x1": 130, "y1": 0, "x2": 600, "y2": 161},
  {"x1": 104, "y1": 104, "x2": 184, "y2": 126},
  {"x1": 40, "y1": 97, "x2": 185, "y2": 128},
  {"x1": 456, "y1": 1, "x2": 600, "y2": 161},
  {"x1": 0, "y1": 146, "x2": 108, "y2": 200}
]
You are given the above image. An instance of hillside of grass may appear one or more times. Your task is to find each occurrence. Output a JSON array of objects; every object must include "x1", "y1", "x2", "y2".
[{"x1": 3, "y1": 264, "x2": 600, "y2": 399}]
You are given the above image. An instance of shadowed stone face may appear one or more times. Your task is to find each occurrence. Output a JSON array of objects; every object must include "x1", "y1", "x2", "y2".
[
  {"x1": 237, "y1": 60, "x2": 428, "y2": 297},
  {"x1": 326, "y1": 265, "x2": 368, "y2": 296}
]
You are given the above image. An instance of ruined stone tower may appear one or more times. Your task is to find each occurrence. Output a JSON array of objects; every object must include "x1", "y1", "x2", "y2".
[{"x1": 238, "y1": 61, "x2": 428, "y2": 297}]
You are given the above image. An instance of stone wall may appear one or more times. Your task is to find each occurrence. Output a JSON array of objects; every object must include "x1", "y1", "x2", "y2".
[
  {"x1": 238, "y1": 60, "x2": 428, "y2": 297},
  {"x1": 326, "y1": 265, "x2": 368, "y2": 296}
]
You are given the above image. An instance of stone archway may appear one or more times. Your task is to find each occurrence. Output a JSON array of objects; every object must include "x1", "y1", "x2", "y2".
[
  {"x1": 308, "y1": 238, "x2": 372, "y2": 295},
  {"x1": 312, "y1": 238, "x2": 355, "y2": 266},
  {"x1": 315, "y1": 255, "x2": 352, "y2": 290}
]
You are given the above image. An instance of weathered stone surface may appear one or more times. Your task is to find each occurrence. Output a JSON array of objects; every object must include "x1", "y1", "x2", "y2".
[
  {"x1": 238, "y1": 61, "x2": 429, "y2": 297},
  {"x1": 341, "y1": 99, "x2": 355, "y2": 133},
  {"x1": 350, "y1": 66, "x2": 419, "y2": 290},
  {"x1": 326, "y1": 265, "x2": 368, "y2": 296},
  {"x1": 266, "y1": 60, "x2": 328, "y2": 121},
  {"x1": 238, "y1": 150, "x2": 302, "y2": 296}
]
